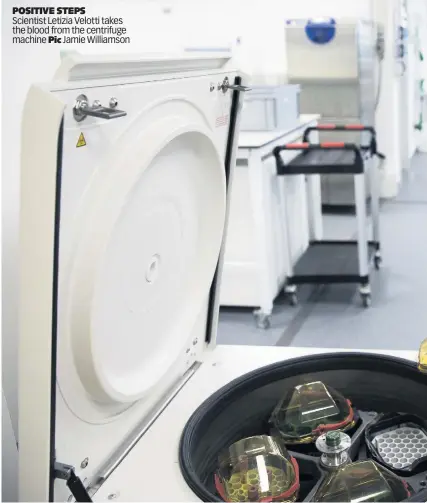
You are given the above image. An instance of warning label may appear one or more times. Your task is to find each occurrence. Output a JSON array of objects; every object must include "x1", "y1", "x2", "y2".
[
  {"x1": 215, "y1": 115, "x2": 229, "y2": 128},
  {"x1": 76, "y1": 132, "x2": 86, "y2": 148},
  {"x1": 215, "y1": 96, "x2": 230, "y2": 128}
]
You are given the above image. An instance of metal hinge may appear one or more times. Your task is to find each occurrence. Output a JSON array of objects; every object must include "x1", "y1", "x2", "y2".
[
  {"x1": 218, "y1": 76, "x2": 251, "y2": 94},
  {"x1": 55, "y1": 462, "x2": 92, "y2": 502},
  {"x1": 73, "y1": 94, "x2": 127, "y2": 122}
]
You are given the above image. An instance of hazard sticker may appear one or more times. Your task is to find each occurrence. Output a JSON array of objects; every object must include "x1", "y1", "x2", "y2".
[
  {"x1": 215, "y1": 96, "x2": 230, "y2": 128},
  {"x1": 76, "y1": 132, "x2": 86, "y2": 148},
  {"x1": 215, "y1": 115, "x2": 229, "y2": 128}
]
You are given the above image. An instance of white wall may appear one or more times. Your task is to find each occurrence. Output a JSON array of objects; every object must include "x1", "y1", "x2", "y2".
[
  {"x1": 408, "y1": 0, "x2": 427, "y2": 152},
  {"x1": 373, "y1": 0, "x2": 427, "y2": 195},
  {"x1": 173, "y1": 0, "x2": 375, "y2": 83},
  {"x1": 373, "y1": 0, "x2": 403, "y2": 197},
  {"x1": 407, "y1": 0, "x2": 418, "y2": 158}
]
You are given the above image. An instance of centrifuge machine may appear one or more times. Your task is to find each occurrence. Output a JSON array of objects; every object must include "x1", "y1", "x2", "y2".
[{"x1": 19, "y1": 53, "x2": 427, "y2": 503}]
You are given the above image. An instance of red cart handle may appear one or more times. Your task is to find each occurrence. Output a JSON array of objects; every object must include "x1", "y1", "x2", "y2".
[
  {"x1": 279, "y1": 142, "x2": 357, "y2": 151},
  {"x1": 303, "y1": 124, "x2": 376, "y2": 141},
  {"x1": 320, "y1": 142, "x2": 346, "y2": 148},
  {"x1": 272, "y1": 141, "x2": 365, "y2": 176},
  {"x1": 283, "y1": 142, "x2": 310, "y2": 149},
  {"x1": 302, "y1": 124, "x2": 385, "y2": 159},
  {"x1": 315, "y1": 123, "x2": 374, "y2": 132}
]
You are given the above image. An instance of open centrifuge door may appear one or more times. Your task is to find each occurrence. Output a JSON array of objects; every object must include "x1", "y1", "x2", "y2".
[{"x1": 19, "y1": 53, "x2": 246, "y2": 502}]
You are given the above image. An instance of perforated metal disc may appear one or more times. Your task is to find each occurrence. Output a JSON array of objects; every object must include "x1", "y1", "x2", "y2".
[{"x1": 373, "y1": 425, "x2": 427, "y2": 469}]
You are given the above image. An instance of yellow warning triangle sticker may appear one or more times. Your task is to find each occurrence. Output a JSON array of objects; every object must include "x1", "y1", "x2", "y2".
[{"x1": 76, "y1": 132, "x2": 86, "y2": 148}]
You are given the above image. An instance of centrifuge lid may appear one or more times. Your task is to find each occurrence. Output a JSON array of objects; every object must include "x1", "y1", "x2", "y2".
[{"x1": 19, "y1": 53, "x2": 244, "y2": 502}]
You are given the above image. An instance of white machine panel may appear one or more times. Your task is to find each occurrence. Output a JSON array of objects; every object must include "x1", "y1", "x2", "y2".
[{"x1": 19, "y1": 54, "x2": 245, "y2": 502}]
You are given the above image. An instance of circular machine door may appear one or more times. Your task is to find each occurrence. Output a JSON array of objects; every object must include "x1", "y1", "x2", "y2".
[
  {"x1": 179, "y1": 353, "x2": 427, "y2": 502},
  {"x1": 57, "y1": 108, "x2": 226, "y2": 418}
]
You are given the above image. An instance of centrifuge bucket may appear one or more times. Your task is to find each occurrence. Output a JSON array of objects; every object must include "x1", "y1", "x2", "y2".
[{"x1": 179, "y1": 353, "x2": 427, "y2": 502}]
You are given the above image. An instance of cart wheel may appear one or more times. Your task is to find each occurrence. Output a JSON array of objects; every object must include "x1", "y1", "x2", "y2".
[
  {"x1": 361, "y1": 294, "x2": 372, "y2": 308},
  {"x1": 374, "y1": 256, "x2": 382, "y2": 270},
  {"x1": 253, "y1": 311, "x2": 272, "y2": 330},
  {"x1": 289, "y1": 293, "x2": 298, "y2": 307}
]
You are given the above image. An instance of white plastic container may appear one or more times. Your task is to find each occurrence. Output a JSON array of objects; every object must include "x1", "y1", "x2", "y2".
[{"x1": 240, "y1": 85, "x2": 300, "y2": 132}]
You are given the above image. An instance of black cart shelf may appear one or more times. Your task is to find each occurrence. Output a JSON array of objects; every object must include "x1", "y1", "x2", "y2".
[{"x1": 273, "y1": 124, "x2": 385, "y2": 308}]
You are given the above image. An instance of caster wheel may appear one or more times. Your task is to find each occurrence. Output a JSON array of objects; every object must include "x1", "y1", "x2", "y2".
[
  {"x1": 361, "y1": 294, "x2": 372, "y2": 308},
  {"x1": 374, "y1": 256, "x2": 382, "y2": 270},
  {"x1": 289, "y1": 293, "x2": 298, "y2": 307},
  {"x1": 254, "y1": 311, "x2": 271, "y2": 330}
]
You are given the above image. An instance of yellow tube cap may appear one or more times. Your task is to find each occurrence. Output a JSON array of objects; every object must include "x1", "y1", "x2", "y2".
[{"x1": 418, "y1": 339, "x2": 427, "y2": 374}]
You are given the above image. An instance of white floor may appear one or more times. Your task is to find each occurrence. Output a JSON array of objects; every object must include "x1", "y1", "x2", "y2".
[{"x1": 218, "y1": 153, "x2": 427, "y2": 351}]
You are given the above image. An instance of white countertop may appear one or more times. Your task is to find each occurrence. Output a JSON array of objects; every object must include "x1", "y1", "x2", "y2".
[{"x1": 238, "y1": 114, "x2": 320, "y2": 149}]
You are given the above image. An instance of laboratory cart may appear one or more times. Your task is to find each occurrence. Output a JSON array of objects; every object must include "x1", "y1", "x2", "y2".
[
  {"x1": 285, "y1": 19, "x2": 383, "y2": 212},
  {"x1": 18, "y1": 53, "x2": 427, "y2": 503},
  {"x1": 273, "y1": 124, "x2": 385, "y2": 307}
]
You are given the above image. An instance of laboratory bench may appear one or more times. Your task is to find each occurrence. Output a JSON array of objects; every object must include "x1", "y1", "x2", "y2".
[{"x1": 220, "y1": 114, "x2": 322, "y2": 328}]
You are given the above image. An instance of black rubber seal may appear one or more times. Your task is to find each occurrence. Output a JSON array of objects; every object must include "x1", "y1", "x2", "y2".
[
  {"x1": 205, "y1": 75, "x2": 242, "y2": 344},
  {"x1": 49, "y1": 119, "x2": 64, "y2": 502}
]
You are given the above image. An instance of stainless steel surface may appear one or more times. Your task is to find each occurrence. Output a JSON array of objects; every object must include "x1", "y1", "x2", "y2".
[
  {"x1": 355, "y1": 173, "x2": 369, "y2": 278},
  {"x1": 73, "y1": 94, "x2": 89, "y2": 122},
  {"x1": 219, "y1": 76, "x2": 251, "y2": 93},
  {"x1": 370, "y1": 156, "x2": 381, "y2": 244},
  {"x1": 73, "y1": 94, "x2": 127, "y2": 122},
  {"x1": 316, "y1": 431, "x2": 351, "y2": 469},
  {"x1": 54, "y1": 462, "x2": 75, "y2": 481},
  {"x1": 109, "y1": 97, "x2": 118, "y2": 108},
  {"x1": 285, "y1": 21, "x2": 380, "y2": 209}
]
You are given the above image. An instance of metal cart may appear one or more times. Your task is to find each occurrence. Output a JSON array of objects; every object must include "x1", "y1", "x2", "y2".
[{"x1": 273, "y1": 124, "x2": 385, "y2": 308}]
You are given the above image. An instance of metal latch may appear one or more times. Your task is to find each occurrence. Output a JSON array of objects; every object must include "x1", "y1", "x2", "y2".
[
  {"x1": 55, "y1": 462, "x2": 92, "y2": 502},
  {"x1": 73, "y1": 94, "x2": 127, "y2": 122},
  {"x1": 218, "y1": 77, "x2": 251, "y2": 94}
]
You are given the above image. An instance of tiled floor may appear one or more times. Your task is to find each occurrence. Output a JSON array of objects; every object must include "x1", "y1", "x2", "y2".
[{"x1": 218, "y1": 153, "x2": 427, "y2": 351}]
